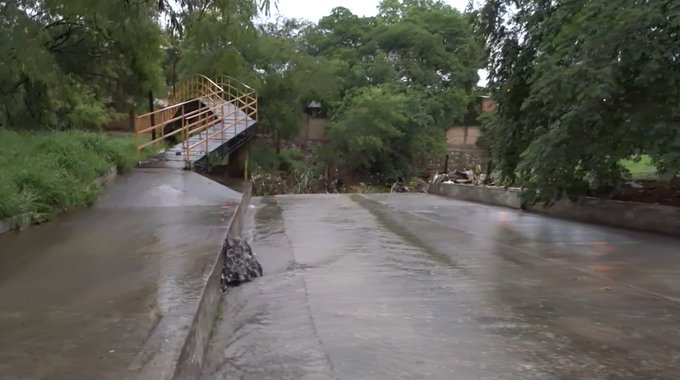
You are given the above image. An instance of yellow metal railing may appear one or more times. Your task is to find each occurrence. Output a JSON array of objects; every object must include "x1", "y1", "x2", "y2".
[
  {"x1": 215, "y1": 76, "x2": 257, "y2": 116},
  {"x1": 134, "y1": 74, "x2": 258, "y2": 166}
]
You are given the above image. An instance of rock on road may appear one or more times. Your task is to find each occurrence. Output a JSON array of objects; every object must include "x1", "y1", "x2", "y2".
[{"x1": 202, "y1": 193, "x2": 680, "y2": 380}]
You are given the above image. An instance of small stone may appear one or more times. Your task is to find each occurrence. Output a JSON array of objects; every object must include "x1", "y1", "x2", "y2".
[{"x1": 603, "y1": 287, "x2": 612, "y2": 292}]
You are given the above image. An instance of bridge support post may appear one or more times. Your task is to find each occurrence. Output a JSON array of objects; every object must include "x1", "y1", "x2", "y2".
[
  {"x1": 226, "y1": 141, "x2": 252, "y2": 179},
  {"x1": 244, "y1": 150, "x2": 249, "y2": 181}
]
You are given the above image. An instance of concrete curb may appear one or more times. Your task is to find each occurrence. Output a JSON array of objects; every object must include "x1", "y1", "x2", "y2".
[
  {"x1": 432, "y1": 182, "x2": 680, "y2": 236},
  {"x1": 170, "y1": 181, "x2": 253, "y2": 380},
  {"x1": 96, "y1": 166, "x2": 119, "y2": 187},
  {"x1": 0, "y1": 166, "x2": 118, "y2": 236},
  {"x1": 0, "y1": 214, "x2": 30, "y2": 235}
]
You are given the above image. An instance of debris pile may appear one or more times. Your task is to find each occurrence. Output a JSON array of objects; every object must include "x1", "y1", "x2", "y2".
[
  {"x1": 426, "y1": 167, "x2": 490, "y2": 192},
  {"x1": 390, "y1": 177, "x2": 409, "y2": 193}
]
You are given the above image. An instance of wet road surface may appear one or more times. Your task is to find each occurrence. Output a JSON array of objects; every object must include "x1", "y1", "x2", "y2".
[
  {"x1": 203, "y1": 193, "x2": 680, "y2": 380},
  {"x1": 0, "y1": 169, "x2": 239, "y2": 380}
]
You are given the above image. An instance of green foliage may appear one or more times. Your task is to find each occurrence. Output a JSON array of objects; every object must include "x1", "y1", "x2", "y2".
[
  {"x1": 171, "y1": 0, "x2": 274, "y2": 82},
  {"x1": 306, "y1": 1, "x2": 481, "y2": 127},
  {"x1": 327, "y1": 85, "x2": 444, "y2": 180},
  {"x1": 251, "y1": 144, "x2": 281, "y2": 172},
  {"x1": 621, "y1": 155, "x2": 658, "y2": 180},
  {"x1": 1, "y1": 0, "x2": 165, "y2": 130},
  {"x1": 278, "y1": 148, "x2": 305, "y2": 171},
  {"x1": 170, "y1": 1, "x2": 480, "y2": 180},
  {"x1": 250, "y1": 19, "x2": 344, "y2": 149},
  {"x1": 477, "y1": 0, "x2": 680, "y2": 204},
  {"x1": 289, "y1": 1, "x2": 480, "y2": 179},
  {"x1": 0, "y1": 130, "x2": 139, "y2": 222},
  {"x1": 176, "y1": 5, "x2": 259, "y2": 80},
  {"x1": 251, "y1": 145, "x2": 328, "y2": 196},
  {"x1": 160, "y1": 0, "x2": 273, "y2": 37}
]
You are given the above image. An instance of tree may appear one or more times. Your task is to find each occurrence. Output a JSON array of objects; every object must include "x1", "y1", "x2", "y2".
[
  {"x1": 159, "y1": 0, "x2": 274, "y2": 37},
  {"x1": 327, "y1": 85, "x2": 444, "y2": 179},
  {"x1": 304, "y1": 1, "x2": 481, "y2": 129},
  {"x1": 172, "y1": 0, "x2": 262, "y2": 81},
  {"x1": 0, "y1": 0, "x2": 164, "y2": 129},
  {"x1": 477, "y1": 0, "x2": 680, "y2": 204},
  {"x1": 254, "y1": 18, "x2": 343, "y2": 152},
  {"x1": 297, "y1": 1, "x2": 481, "y2": 179}
]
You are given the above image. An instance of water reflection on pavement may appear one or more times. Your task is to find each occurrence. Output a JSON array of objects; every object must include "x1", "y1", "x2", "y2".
[{"x1": 202, "y1": 194, "x2": 680, "y2": 380}]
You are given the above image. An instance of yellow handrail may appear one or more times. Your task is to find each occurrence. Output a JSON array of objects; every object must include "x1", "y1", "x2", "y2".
[{"x1": 134, "y1": 74, "x2": 258, "y2": 168}]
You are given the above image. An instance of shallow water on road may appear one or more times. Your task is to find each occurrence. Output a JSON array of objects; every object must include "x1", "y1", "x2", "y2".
[
  {"x1": 202, "y1": 194, "x2": 680, "y2": 380},
  {"x1": 0, "y1": 169, "x2": 239, "y2": 380}
]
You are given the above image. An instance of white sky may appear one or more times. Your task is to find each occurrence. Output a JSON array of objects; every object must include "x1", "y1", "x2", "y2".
[{"x1": 273, "y1": 0, "x2": 470, "y2": 22}]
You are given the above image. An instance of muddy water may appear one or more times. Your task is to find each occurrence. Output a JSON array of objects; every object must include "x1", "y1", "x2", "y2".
[
  {"x1": 0, "y1": 169, "x2": 240, "y2": 380},
  {"x1": 200, "y1": 163, "x2": 256, "y2": 193},
  {"x1": 202, "y1": 194, "x2": 680, "y2": 380}
]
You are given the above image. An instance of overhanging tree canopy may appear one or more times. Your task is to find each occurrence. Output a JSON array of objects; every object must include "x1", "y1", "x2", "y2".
[
  {"x1": 477, "y1": 0, "x2": 680, "y2": 204},
  {"x1": 1, "y1": 0, "x2": 164, "y2": 129}
]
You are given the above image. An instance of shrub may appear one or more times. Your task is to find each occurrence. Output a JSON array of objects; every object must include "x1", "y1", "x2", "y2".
[{"x1": 0, "y1": 130, "x2": 139, "y2": 223}]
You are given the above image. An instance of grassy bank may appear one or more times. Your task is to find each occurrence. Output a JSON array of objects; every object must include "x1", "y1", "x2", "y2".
[
  {"x1": 621, "y1": 155, "x2": 658, "y2": 180},
  {"x1": 0, "y1": 130, "x2": 143, "y2": 224}
]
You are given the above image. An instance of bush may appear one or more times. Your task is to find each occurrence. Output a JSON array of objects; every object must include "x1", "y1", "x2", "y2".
[
  {"x1": 278, "y1": 148, "x2": 305, "y2": 171},
  {"x1": 0, "y1": 130, "x2": 140, "y2": 223},
  {"x1": 251, "y1": 145, "x2": 280, "y2": 172}
]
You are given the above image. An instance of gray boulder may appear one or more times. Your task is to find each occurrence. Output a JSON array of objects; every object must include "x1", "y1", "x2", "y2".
[{"x1": 220, "y1": 238, "x2": 263, "y2": 291}]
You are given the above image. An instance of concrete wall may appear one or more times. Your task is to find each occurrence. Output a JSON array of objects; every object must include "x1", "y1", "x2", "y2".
[
  {"x1": 435, "y1": 183, "x2": 523, "y2": 209},
  {"x1": 294, "y1": 117, "x2": 329, "y2": 144},
  {"x1": 480, "y1": 98, "x2": 496, "y2": 113},
  {"x1": 432, "y1": 182, "x2": 680, "y2": 236},
  {"x1": 292, "y1": 118, "x2": 484, "y2": 151},
  {"x1": 446, "y1": 125, "x2": 481, "y2": 148},
  {"x1": 172, "y1": 182, "x2": 253, "y2": 380}
]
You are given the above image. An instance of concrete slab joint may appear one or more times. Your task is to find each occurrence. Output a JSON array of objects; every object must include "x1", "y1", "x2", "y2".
[{"x1": 431, "y1": 182, "x2": 680, "y2": 236}]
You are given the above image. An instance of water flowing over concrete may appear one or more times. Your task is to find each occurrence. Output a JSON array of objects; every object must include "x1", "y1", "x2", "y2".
[
  {"x1": 0, "y1": 169, "x2": 240, "y2": 380},
  {"x1": 203, "y1": 193, "x2": 680, "y2": 380}
]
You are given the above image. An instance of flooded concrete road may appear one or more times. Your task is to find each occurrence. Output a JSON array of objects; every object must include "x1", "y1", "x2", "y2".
[
  {"x1": 203, "y1": 193, "x2": 680, "y2": 380},
  {"x1": 0, "y1": 169, "x2": 240, "y2": 380}
]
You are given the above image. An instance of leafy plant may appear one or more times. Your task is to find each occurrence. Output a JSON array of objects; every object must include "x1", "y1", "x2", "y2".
[
  {"x1": 476, "y1": 0, "x2": 680, "y2": 204},
  {"x1": 0, "y1": 130, "x2": 140, "y2": 222}
]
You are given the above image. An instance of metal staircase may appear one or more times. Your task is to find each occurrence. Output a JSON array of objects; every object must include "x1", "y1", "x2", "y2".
[{"x1": 134, "y1": 75, "x2": 257, "y2": 169}]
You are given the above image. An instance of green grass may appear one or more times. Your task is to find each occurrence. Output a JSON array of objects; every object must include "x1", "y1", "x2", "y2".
[
  {"x1": 621, "y1": 155, "x2": 658, "y2": 180},
  {"x1": 0, "y1": 129, "x2": 145, "y2": 223}
]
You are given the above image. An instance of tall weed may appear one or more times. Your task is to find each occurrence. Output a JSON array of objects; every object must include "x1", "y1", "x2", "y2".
[{"x1": 0, "y1": 130, "x2": 138, "y2": 223}]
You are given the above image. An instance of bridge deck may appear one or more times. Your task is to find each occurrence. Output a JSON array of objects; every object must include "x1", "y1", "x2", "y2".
[{"x1": 151, "y1": 101, "x2": 256, "y2": 168}]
